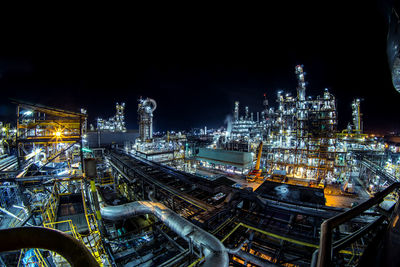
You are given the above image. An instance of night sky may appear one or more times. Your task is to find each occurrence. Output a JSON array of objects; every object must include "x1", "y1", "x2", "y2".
[{"x1": 0, "y1": 2, "x2": 399, "y2": 133}]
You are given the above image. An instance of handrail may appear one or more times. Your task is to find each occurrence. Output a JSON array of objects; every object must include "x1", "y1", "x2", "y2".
[
  {"x1": 0, "y1": 226, "x2": 99, "y2": 266},
  {"x1": 316, "y1": 182, "x2": 400, "y2": 267}
]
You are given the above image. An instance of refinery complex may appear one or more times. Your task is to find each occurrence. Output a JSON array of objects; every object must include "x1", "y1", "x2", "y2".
[{"x1": 0, "y1": 65, "x2": 400, "y2": 267}]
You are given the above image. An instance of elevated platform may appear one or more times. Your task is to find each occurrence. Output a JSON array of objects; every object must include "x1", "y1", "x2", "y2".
[{"x1": 56, "y1": 193, "x2": 89, "y2": 234}]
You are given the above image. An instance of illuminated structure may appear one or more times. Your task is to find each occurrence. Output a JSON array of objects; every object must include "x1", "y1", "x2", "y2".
[
  {"x1": 0, "y1": 78, "x2": 398, "y2": 267},
  {"x1": 138, "y1": 97, "x2": 157, "y2": 141},
  {"x1": 114, "y1": 103, "x2": 126, "y2": 132},
  {"x1": 351, "y1": 98, "x2": 362, "y2": 133},
  {"x1": 230, "y1": 101, "x2": 262, "y2": 140},
  {"x1": 234, "y1": 101, "x2": 239, "y2": 121},
  {"x1": 222, "y1": 65, "x2": 383, "y2": 185},
  {"x1": 96, "y1": 102, "x2": 127, "y2": 132},
  {"x1": 0, "y1": 101, "x2": 112, "y2": 266},
  {"x1": 14, "y1": 100, "x2": 87, "y2": 173}
]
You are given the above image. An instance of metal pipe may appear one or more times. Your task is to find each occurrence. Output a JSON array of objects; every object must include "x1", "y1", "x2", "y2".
[
  {"x1": 226, "y1": 239, "x2": 248, "y2": 254},
  {"x1": 126, "y1": 252, "x2": 154, "y2": 266},
  {"x1": 226, "y1": 239, "x2": 278, "y2": 266},
  {"x1": 101, "y1": 201, "x2": 229, "y2": 267},
  {"x1": 234, "y1": 250, "x2": 277, "y2": 267},
  {"x1": 0, "y1": 226, "x2": 98, "y2": 267},
  {"x1": 311, "y1": 249, "x2": 319, "y2": 267},
  {"x1": 0, "y1": 206, "x2": 32, "y2": 226}
]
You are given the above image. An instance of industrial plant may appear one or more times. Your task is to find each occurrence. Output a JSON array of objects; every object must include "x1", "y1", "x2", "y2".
[{"x1": 0, "y1": 65, "x2": 400, "y2": 267}]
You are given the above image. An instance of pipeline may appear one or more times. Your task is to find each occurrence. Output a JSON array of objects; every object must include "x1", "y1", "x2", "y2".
[
  {"x1": 0, "y1": 206, "x2": 33, "y2": 226},
  {"x1": 0, "y1": 226, "x2": 98, "y2": 267},
  {"x1": 226, "y1": 239, "x2": 278, "y2": 267},
  {"x1": 100, "y1": 201, "x2": 229, "y2": 267},
  {"x1": 226, "y1": 239, "x2": 248, "y2": 254},
  {"x1": 234, "y1": 250, "x2": 278, "y2": 267}
]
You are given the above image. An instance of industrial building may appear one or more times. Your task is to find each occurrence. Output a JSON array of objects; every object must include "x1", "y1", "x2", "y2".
[
  {"x1": 96, "y1": 103, "x2": 127, "y2": 133},
  {"x1": 0, "y1": 65, "x2": 400, "y2": 267},
  {"x1": 212, "y1": 65, "x2": 385, "y2": 195}
]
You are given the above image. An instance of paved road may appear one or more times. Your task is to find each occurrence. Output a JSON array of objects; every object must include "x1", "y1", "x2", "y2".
[{"x1": 324, "y1": 175, "x2": 371, "y2": 208}]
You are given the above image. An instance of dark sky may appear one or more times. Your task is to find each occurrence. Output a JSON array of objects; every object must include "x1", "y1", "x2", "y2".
[{"x1": 0, "y1": 2, "x2": 399, "y2": 133}]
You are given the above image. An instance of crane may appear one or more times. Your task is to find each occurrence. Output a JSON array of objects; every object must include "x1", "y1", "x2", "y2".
[{"x1": 246, "y1": 141, "x2": 264, "y2": 183}]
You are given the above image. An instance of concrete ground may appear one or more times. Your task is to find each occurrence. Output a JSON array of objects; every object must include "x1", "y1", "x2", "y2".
[{"x1": 324, "y1": 176, "x2": 371, "y2": 208}]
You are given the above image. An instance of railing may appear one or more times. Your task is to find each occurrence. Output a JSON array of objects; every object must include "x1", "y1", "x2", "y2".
[
  {"x1": 81, "y1": 180, "x2": 110, "y2": 266},
  {"x1": 17, "y1": 248, "x2": 48, "y2": 267},
  {"x1": 44, "y1": 219, "x2": 80, "y2": 240},
  {"x1": 83, "y1": 213, "x2": 109, "y2": 266},
  {"x1": 98, "y1": 175, "x2": 114, "y2": 186},
  {"x1": 314, "y1": 182, "x2": 400, "y2": 267},
  {"x1": 9, "y1": 208, "x2": 28, "y2": 228},
  {"x1": 41, "y1": 183, "x2": 60, "y2": 224},
  {"x1": 43, "y1": 214, "x2": 109, "y2": 266},
  {"x1": 40, "y1": 180, "x2": 109, "y2": 266},
  {"x1": 188, "y1": 256, "x2": 205, "y2": 267}
]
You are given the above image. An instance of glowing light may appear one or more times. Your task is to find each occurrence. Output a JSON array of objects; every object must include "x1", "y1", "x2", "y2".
[
  {"x1": 55, "y1": 131, "x2": 62, "y2": 137},
  {"x1": 24, "y1": 111, "x2": 33, "y2": 116}
]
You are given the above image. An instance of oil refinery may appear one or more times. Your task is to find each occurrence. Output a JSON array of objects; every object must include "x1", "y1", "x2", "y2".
[{"x1": 0, "y1": 64, "x2": 400, "y2": 267}]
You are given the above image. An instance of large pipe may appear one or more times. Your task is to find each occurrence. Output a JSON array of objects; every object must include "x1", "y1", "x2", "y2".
[
  {"x1": 0, "y1": 226, "x2": 98, "y2": 267},
  {"x1": 101, "y1": 201, "x2": 229, "y2": 267}
]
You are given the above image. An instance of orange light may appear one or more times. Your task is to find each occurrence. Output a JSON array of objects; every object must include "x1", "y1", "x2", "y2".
[{"x1": 55, "y1": 131, "x2": 62, "y2": 137}]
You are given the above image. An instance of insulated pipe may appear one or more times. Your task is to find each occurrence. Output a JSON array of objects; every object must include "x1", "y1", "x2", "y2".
[
  {"x1": 0, "y1": 226, "x2": 99, "y2": 267},
  {"x1": 101, "y1": 201, "x2": 229, "y2": 267}
]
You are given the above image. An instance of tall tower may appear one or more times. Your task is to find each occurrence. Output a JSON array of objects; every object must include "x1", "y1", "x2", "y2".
[
  {"x1": 295, "y1": 65, "x2": 308, "y2": 148},
  {"x1": 115, "y1": 102, "x2": 126, "y2": 132},
  {"x1": 234, "y1": 101, "x2": 239, "y2": 121},
  {"x1": 263, "y1": 93, "x2": 268, "y2": 108},
  {"x1": 295, "y1": 65, "x2": 306, "y2": 101},
  {"x1": 138, "y1": 97, "x2": 157, "y2": 141},
  {"x1": 352, "y1": 98, "x2": 362, "y2": 133}
]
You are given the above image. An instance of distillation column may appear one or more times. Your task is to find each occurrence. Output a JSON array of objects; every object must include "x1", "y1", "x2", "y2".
[
  {"x1": 295, "y1": 65, "x2": 308, "y2": 148},
  {"x1": 234, "y1": 101, "x2": 239, "y2": 122},
  {"x1": 115, "y1": 102, "x2": 126, "y2": 132},
  {"x1": 352, "y1": 98, "x2": 362, "y2": 133},
  {"x1": 138, "y1": 98, "x2": 157, "y2": 141}
]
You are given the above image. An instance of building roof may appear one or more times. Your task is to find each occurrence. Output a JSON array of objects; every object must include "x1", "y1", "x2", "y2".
[
  {"x1": 195, "y1": 148, "x2": 253, "y2": 168},
  {"x1": 11, "y1": 99, "x2": 87, "y2": 118}
]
